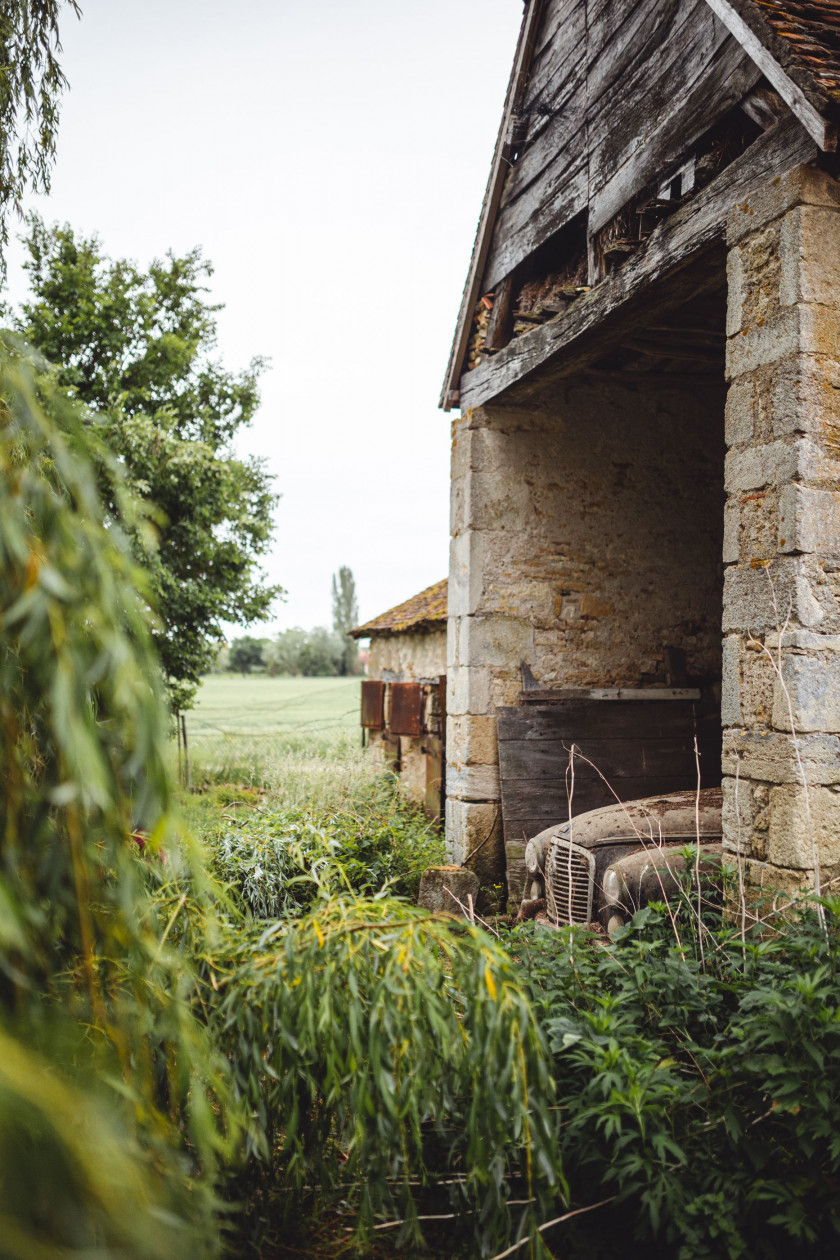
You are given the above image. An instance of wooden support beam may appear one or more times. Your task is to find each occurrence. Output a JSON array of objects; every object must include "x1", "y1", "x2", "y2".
[{"x1": 460, "y1": 114, "x2": 816, "y2": 410}]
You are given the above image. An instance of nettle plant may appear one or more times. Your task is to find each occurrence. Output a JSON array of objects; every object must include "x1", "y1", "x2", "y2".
[{"x1": 509, "y1": 890, "x2": 840, "y2": 1259}]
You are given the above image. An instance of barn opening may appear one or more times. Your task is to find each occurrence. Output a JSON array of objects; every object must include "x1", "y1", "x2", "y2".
[{"x1": 448, "y1": 253, "x2": 729, "y2": 894}]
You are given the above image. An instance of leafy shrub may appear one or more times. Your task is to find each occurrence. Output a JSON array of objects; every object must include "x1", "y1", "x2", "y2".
[
  {"x1": 211, "y1": 790, "x2": 445, "y2": 918},
  {"x1": 215, "y1": 896, "x2": 564, "y2": 1257},
  {"x1": 508, "y1": 898, "x2": 840, "y2": 1258}
]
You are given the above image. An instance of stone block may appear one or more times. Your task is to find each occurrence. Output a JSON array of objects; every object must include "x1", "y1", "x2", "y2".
[
  {"x1": 778, "y1": 484, "x2": 840, "y2": 555},
  {"x1": 769, "y1": 355, "x2": 840, "y2": 437},
  {"x1": 721, "y1": 634, "x2": 743, "y2": 726},
  {"x1": 780, "y1": 205, "x2": 840, "y2": 310},
  {"x1": 447, "y1": 713, "x2": 497, "y2": 765},
  {"x1": 450, "y1": 472, "x2": 465, "y2": 538},
  {"x1": 417, "y1": 865, "x2": 480, "y2": 917},
  {"x1": 445, "y1": 797, "x2": 504, "y2": 883},
  {"x1": 799, "y1": 303, "x2": 840, "y2": 360},
  {"x1": 450, "y1": 415, "x2": 471, "y2": 483},
  {"x1": 505, "y1": 840, "x2": 529, "y2": 904},
  {"x1": 722, "y1": 556, "x2": 825, "y2": 633},
  {"x1": 740, "y1": 640, "x2": 776, "y2": 729},
  {"x1": 459, "y1": 614, "x2": 535, "y2": 669},
  {"x1": 724, "y1": 440, "x2": 795, "y2": 494},
  {"x1": 723, "y1": 727, "x2": 840, "y2": 785},
  {"x1": 725, "y1": 432, "x2": 840, "y2": 501},
  {"x1": 746, "y1": 858, "x2": 817, "y2": 902},
  {"x1": 772, "y1": 653, "x2": 840, "y2": 733},
  {"x1": 725, "y1": 374, "x2": 755, "y2": 446},
  {"x1": 737, "y1": 486, "x2": 781, "y2": 562},
  {"x1": 446, "y1": 761, "x2": 501, "y2": 802},
  {"x1": 446, "y1": 663, "x2": 492, "y2": 717},
  {"x1": 727, "y1": 164, "x2": 840, "y2": 247},
  {"x1": 721, "y1": 773, "x2": 756, "y2": 856},
  {"x1": 726, "y1": 243, "x2": 747, "y2": 337},
  {"x1": 767, "y1": 784, "x2": 840, "y2": 868},
  {"x1": 446, "y1": 615, "x2": 458, "y2": 670},
  {"x1": 726, "y1": 305, "x2": 840, "y2": 381},
  {"x1": 448, "y1": 531, "x2": 491, "y2": 619}
]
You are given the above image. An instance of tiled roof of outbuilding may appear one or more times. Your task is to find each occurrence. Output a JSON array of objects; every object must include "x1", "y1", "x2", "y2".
[
  {"x1": 752, "y1": 0, "x2": 840, "y2": 102},
  {"x1": 350, "y1": 580, "x2": 448, "y2": 639}
]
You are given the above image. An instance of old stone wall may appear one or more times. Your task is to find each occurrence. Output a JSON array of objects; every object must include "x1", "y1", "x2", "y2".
[
  {"x1": 722, "y1": 164, "x2": 840, "y2": 894},
  {"x1": 366, "y1": 629, "x2": 446, "y2": 811},
  {"x1": 447, "y1": 377, "x2": 726, "y2": 890},
  {"x1": 368, "y1": 630, "x2": 446, "y2": 683}
]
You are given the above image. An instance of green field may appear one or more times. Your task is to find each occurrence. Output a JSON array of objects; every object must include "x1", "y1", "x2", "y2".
[
  {"x1": 188, "y1": 675, "x2": 361, "y2": 738},
  {"x1": 181, "y1": 676, "x2": 369, "y2": 805}
]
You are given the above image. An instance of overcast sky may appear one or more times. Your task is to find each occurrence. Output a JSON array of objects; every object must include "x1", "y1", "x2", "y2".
[{"x1": 5, "y1": 0, "x2": 521, "y2": 632}]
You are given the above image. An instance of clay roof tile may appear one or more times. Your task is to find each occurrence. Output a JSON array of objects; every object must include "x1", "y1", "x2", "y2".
[
  {"x1": 350, "y1": 579, "x2": 448, "y2": 639},
  {"x1": 750, "y1": 0, "x2": 840, "y2": 103}
]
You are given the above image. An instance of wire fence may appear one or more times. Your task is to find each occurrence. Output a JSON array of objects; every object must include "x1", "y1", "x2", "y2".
[{"x1": 173, "y1": 703, "x2": 376, "y2": 809}]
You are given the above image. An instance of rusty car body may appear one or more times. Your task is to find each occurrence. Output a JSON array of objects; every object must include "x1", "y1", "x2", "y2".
[{"x1": 523, "y1": 787, "x2": 724, "y2": 934}]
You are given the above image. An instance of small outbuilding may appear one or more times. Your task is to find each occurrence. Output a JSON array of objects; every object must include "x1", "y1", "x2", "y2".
[{"x1": 351, "y1": 580, "x2": 448, "y2": 820}]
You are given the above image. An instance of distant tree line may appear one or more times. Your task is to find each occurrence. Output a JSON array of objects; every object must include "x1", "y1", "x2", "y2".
[
  {"x1": 223, "y1": 628, "x2": 361, "y2": 677},
  {"x1": 223, "y1": 566, "x2": 362, "y2": 677}
]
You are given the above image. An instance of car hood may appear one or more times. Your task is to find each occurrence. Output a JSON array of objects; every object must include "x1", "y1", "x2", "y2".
[{"x1": 535, "y1": 787, "x2": 722, "y2": 850}]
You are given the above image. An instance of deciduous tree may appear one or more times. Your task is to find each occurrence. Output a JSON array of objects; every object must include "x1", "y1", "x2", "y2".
[
  {"x1": 228, "y1": 636, "x2": 268, "y2": 675},
  {"x1": 13, "y1": 217, "x2": 282, "y2": 709}
]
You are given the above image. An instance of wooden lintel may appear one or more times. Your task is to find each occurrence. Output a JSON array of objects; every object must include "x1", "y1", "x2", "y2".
[
  {"x1": 703, "y1": 0, "x2": 837, "y2": 152},
  {"x1": 460, "y1": 114, "x2": 816, "y2": 410}
]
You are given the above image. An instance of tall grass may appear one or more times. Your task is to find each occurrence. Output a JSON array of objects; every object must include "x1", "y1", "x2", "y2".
[{"x1": 186, "y1": 726, "x2": 382, "y2": 808}]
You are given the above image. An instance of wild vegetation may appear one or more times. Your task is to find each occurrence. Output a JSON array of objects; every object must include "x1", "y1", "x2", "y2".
[
  {"x1": 0, "y1": 343, "x2": 561, "y2": 1258},
  {"x1": 0, "y1": 2, "x2": 80, "y2": 260}
]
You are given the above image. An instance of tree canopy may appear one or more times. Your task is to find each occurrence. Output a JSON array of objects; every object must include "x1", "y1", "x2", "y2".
[
  {"x1": 13, "y1": 216, "x2": 282, "y2": 709},
  {"x1": 0, "y1": 2, "x2": 80, "y2": 262}
]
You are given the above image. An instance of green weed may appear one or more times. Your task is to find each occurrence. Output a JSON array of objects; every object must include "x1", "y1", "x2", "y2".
[{"x1": 506, "y1": 897, "x2": 840, "y2": 1258}]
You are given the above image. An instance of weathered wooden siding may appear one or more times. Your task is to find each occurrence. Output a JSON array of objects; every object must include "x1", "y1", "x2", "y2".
[
  {"x1": 481, "y1": 0, "x2": 759, "y2": 295},
  {"x1": 497, "y1": 699, "x2": 722, "y2": 852},
  {"x1": 587, "y1": 0, "x2": 759, "y2": 231},
  {"x1": 483, "y1": 0, "x2": 587, "y2": 290},
  {"x1": 462, "y1": 113, "x2": 815, "y2": 409}
]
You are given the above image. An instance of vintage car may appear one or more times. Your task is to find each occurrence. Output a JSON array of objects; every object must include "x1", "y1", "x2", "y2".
[{"x1": 522, "y1": 787, "x2": 723, "y2": 935}]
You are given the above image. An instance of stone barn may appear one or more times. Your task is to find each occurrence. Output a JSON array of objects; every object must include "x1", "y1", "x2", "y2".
[
  {"x1": 351, "y1": 580, "x2": 447, "y2": 820},
  {"x1": 441, "y1": 0, "x2": 840, "y2": 903}
]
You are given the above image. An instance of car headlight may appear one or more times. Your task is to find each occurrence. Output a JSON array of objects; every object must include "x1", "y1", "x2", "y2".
[
  {"x1": 602, "y1": 867, "x2": 622, "y2": 905},
  {"x1": 525, "y1": 839, "x2": 541, "y2": 875}
]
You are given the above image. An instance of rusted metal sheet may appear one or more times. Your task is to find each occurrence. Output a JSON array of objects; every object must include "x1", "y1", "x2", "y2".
[
  {"x1": 389, "y1": 682, "x2": 424, "y2": 736},
  {"x1": 360, "y1": 680, "x2": 385, "y2": 730}
]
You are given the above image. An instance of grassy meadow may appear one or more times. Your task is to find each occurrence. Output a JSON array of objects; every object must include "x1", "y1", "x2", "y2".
[{"x1": 181, "y1": 675, "x2": 372, "y2": 807}]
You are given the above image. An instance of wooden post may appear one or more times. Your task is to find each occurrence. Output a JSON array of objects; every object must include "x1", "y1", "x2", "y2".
[
  {"x1": 176, "y1": 711, "x2": 183, "y2": 786},
  {"x1": 180, "y1": 712, "x2": 191, "y2": 792}
]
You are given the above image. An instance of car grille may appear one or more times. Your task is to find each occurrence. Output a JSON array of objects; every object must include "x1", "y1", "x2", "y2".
[{"x1": 546, "y1": 839, "x2": 595, "y2": 926}]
